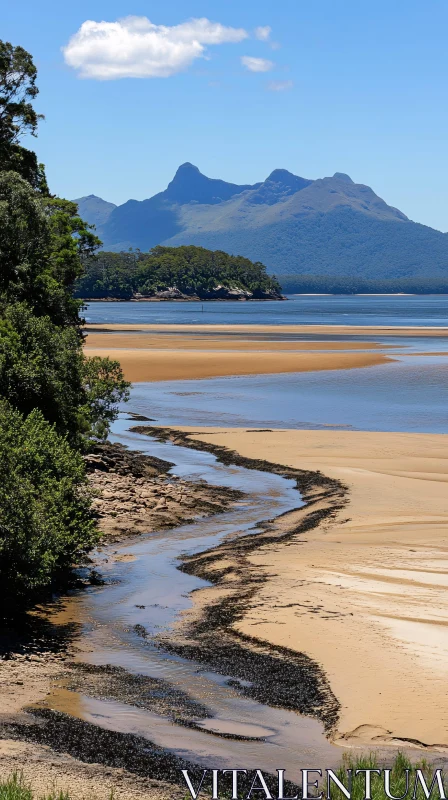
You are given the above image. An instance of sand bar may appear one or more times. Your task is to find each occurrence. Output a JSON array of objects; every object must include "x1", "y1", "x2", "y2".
[
  {"x1": 85, "y1": 332, "x2": 387, "y2": 351},
  {"x1": 85, "y1": 323, "x2": 448, "y2": 337},
  {"x1": 85, "y1": 347, "x2": 391, "y2": 382},
  {"x1": 173, "y1": 427, "x2": 448, "y2": 748}
]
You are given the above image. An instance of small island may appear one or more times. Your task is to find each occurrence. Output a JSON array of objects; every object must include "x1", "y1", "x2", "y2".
[{"x1": 76, "y1": 245, "x2": 284, "y2": 301}]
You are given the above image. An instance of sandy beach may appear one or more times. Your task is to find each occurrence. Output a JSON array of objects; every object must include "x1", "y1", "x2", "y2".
[
  {"x1": 170, "y1": 426, "x2": 448, "y2": 749},
  {"x1": 84, "y1": 328, "x2": 393, "y2": 381},
  {"x1": 85, "y1": 346, "x2": 391, "y2": 381}
]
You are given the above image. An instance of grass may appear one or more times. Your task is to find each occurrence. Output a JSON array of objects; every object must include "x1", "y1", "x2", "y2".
[
  {"x1": 0, "y1": 774, "x2": 70, "y2": 800},
  {"x1": 331, "y1": 752, "x2": 442, "y2": 800},
  {"x1": 3, "y1": 753, "x2": 445, "y2": 800}
]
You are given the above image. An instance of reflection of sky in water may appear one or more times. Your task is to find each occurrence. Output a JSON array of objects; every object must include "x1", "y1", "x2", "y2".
[
  {"x1": 85, "y1": 295, "x2": 448, "y2": 327},
  {"x1": 125, "y1": 357, "x2": 447, "y2": 434}
]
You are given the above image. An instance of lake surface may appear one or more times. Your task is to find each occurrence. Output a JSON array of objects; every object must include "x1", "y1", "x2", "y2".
[{"x1": 85, "y1": 295, "x2": 448, "y2": 327}]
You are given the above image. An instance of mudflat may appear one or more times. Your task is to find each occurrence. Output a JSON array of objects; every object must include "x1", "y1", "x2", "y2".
[{"x1": 171, "y1": 426, "x2": 448, "y2": 749}]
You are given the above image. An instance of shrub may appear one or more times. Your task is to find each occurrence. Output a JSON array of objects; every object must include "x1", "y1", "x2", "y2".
[{"x1": 0, "y1": 399, "x2": 98, "y2": 599}]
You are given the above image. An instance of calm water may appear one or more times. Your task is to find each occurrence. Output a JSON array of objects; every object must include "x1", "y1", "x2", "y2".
[
  {"x1": 86, "y1": 296, "x2": 447, "y2": 433},
  {"x1": 53, "y1": 298, "x2": 445, "y2": 768},
  {"x1": 125, "y1": 357, "x2": 447, "y2": 434},
  {"x1": 50, "y1": 427, "x2": 340, "y2": 774},
  {"x1": 85, "y1": 295, "x2": 448, "y2": 327}
]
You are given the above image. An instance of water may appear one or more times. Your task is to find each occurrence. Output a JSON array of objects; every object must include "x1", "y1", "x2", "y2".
[
  {"x1": 47, "y1": 295, "x2": 446, "y2": 771},
  {"x1": 48, "y1": 424, "x2": 340, "y2": 777},
  {"x1": 84, "y1": 295, "x2": 448, "y2": 327},
  {"x1": 123, "y1": 355, "x2": 447, "y2": 434}
]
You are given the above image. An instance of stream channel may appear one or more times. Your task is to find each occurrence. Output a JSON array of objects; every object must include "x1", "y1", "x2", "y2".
[{"x1": 45, "y1": 417, "x2": 340, "y2": 781}]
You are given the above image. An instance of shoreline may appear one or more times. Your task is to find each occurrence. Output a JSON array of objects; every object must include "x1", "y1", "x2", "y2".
[
  {"x1": 2, "y1": 423, "x2": 447, "y2": 798},
  {"x1": 131, "y1": 425, "x2": 346, "y2": 734},
  {"x1": 159, "y1": 426, "x2": 448, "y2": 750}
]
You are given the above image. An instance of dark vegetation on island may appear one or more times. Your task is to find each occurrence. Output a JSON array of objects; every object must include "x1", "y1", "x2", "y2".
[
  {"x1": 0, "y1": 40, "x2": 130, "y2": 605},
  {"x1": 278, "y1": 274, "x2": 448, "y2": 295},
  {"x1": 75, "y1": 246, "x2": 284, "y2": 301}
]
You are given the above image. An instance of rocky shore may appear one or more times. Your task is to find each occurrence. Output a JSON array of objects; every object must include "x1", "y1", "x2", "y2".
[{"x1": 85, "y1": 440, "x2": 244, "y2": 541}]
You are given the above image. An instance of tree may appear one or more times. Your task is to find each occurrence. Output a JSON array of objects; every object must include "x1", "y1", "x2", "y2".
[
  {"x1": 0, "y1": 399, "x2": 98, "y2": 600},
  {"x1": 0, "y1": 304, "x2": 129, "y2": 446},
  {"x1": 0, "y1": 39, "x2": 131, "y2": 602},
  {"x1": 0, "y1": 41, "x2": 47, "y2": 191}
]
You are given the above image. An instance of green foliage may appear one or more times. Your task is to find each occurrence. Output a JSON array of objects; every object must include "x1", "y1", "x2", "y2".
[
  {"x1": 0, "y1": 399, "x2": 97, "y2": 598},
  {"x1": 0, "y1": 303, "x2": 129, "y2": 445},
  {"x1": 0, "y1": 304, "x2": 85, "y2": 439},
  {"x1": 0, "y1": 38, "x2": 130, "y2": 601},
  {"x1": 331, "y1": 752, "x2": 439, "y2": 800},
  {"x1": 81, "y1": 355, "x2": 131, "y2": 441},
  {"x1": 0, "y1": 41, "x2": 46, "y2": 191},
  {"x1": 76, "y1": 245, "x2": 282, "y2": 299},
  {"x1": 174, "y1": 207, "x2": 448, "y2": 282},
  {"x1": 0, "y1": 171, "x2": 101, "y2": 325},
  {"x1": 0, "y1": 773, "x2": 70, "y2": 800}
]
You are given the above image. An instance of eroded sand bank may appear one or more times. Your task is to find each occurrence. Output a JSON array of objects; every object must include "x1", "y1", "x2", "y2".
[{"x1": 171, "y1": 427, "x2": 448, "y2": 748}]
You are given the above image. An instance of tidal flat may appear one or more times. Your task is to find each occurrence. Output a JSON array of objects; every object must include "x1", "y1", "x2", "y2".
[{"x1": 2, "y1": 297, "x2": 448, "y2": 797}]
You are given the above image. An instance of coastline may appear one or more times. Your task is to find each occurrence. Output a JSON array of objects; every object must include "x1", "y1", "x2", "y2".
[
  {"x1": 159, "y1": 426, "x2": 448, "y2": 749},
  {"x1": 2, "y1": 420, "x2": 448, "y2": 798}
]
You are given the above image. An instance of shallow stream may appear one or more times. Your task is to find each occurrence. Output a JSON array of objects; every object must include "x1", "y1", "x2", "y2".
[{"x1": 46, "y1": 420, "x2": 340, "y2": 779}]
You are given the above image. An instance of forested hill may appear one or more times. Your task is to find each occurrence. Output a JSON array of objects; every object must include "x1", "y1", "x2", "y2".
[
  {"x1": 76, "y1": 163, "x2": 448, "y2": 283},
  {"x1": 75, "y1": 246, "x2": 284, "y2": 300}
]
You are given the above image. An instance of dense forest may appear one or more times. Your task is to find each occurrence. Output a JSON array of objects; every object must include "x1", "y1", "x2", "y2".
[
  {"x1": 277, "y1": 274, "x2": 448, "y2": 294},
  {"x1": 75, "y1": 246, "x2": 284, "y2": 300},
  {"x1": 0, "y1": 41, "x2": 129, "y2": 602}
]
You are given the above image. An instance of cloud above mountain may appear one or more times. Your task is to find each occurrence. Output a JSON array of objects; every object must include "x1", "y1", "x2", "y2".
[
  {"x1": 254, "y1": 26, "x2": 271, "y2": 41},
  {"x1": 241, "y1": 56, "x2": 274, "y2": 73},
  {"x1": 63, "y1": 15, "x2": 248, "y2": 79}
]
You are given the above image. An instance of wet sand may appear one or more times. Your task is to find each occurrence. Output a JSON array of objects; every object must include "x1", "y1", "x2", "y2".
[
  {"x1": 85, "y1": 345, "x2": 391, "y2": 382},
  {"x1": 86, "y1": 323, "x2": 448, "y2": 336},
  {"x1": 170, "y1": 427, "x2": 448, "y2": 749},
  {"x1": 85, "y1": 332, "x2": 387, "y2": 351}
]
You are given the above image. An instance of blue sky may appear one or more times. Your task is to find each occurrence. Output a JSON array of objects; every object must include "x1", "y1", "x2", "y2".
[{"x1": 3, "y1": 0, "x2": 448, "y2": 231}]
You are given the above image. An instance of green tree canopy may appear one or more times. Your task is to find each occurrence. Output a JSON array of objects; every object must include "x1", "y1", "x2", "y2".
[
  {"x1": 0, "y1": 41, "x2": 47, "y2": 191},
  {"x1": 0, "y1": 39, "x2": 130, "y2": 601}
]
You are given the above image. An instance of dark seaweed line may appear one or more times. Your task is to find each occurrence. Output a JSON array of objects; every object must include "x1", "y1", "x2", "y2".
[
  {"x1": 133, "y1": 426, "x2": 349, "y2": 733},
  {"x1": 1, "y1": 426, "x2": 347, "y2": 790}
]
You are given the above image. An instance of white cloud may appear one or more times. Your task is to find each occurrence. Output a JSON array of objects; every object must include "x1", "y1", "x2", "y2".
[
  {"x1": 241, "y1": 56, "x2": 274, "y2": 73},
  {"x1": 267, "y1": 79, "x2": 294, "y2": 91},
  {"x1": 254, "y1": 26, "x2": 271, "y2": 41},
  {"x1": 63, "y1": 15, "x2": 248, "y2": 79}
]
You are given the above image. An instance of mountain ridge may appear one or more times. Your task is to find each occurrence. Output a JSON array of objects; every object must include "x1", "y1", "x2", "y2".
[{"x1": 75, "y1": 165, "x2": 448, "y2": 280}]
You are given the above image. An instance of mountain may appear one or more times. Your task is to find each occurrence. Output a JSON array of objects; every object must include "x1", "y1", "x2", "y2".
[
  {"x1": 75, "y1": 165, "x2": 448, "y2": 281},
  {"x1": 74, "y1": 194, "x2": 116, "y2": 230}
]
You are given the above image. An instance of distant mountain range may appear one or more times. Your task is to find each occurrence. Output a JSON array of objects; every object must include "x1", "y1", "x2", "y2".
[{"x1": 75, "y1": 163, "x2": 448, "y2": 281}]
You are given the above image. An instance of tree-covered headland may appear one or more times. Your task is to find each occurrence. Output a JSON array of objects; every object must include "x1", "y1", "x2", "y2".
[
  {"x1": 0, "y1": 41, "x2": 130, "y2": 602},
  {"x1": 75, "y1": 246, "x2": 284, "y2": 300}
]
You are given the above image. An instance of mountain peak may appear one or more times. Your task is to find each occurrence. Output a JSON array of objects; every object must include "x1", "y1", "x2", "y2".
[
  {"x1": 246, "y1": 169, "x2": 313, "y2": 205},
  {"x1": 166, "y1": 164, "x2": 257, "y2": 206},
  {"x1": 74, "y1": 194, "x2": 117, "y2": 229},
  {"x1": 175, "y1": 162, "x2": 201, "y2": 175},
  {"x1": 332, "y1": 172, "x2": 354, "y2": 183}
]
